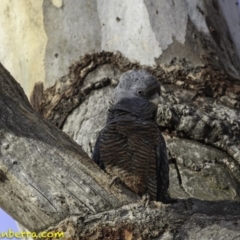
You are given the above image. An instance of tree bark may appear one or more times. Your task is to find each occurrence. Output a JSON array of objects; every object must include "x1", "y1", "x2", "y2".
[
  {"x1": 1, "y1": 54, "x2": 240, "y2": 239},
  {"x1": 42, "y1": 199, "x2": 240, "y2": 240},
  {"x1": 31, "y1": 51, "x2": 240, "y2": 201},
  {"x1": 1, "y1": 0, "x2": 240, "y2": 239},
  {"x1": 0, "y1": 62, "x2": 137, "y2": 232}
]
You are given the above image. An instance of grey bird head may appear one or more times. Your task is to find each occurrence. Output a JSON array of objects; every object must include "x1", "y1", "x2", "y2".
[{"x1": 110, "y1": 70, "x2": 161, "y2": 119}]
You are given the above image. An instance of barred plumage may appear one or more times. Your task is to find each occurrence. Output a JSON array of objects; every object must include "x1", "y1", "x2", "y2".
[{"x1": 92, "y1": 70, "x2": 174, "y2": 203}]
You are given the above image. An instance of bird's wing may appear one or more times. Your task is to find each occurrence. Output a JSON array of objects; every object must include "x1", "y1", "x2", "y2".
[
  {"x1": 93, "y1": 120, "x2": 159, "y2": 198},
  {"x1": 156, "y1": 130, "x2": 170, "y2": 201},
  {"x1": 92, "y1": 131, "x2": 105, "y2": 169}
]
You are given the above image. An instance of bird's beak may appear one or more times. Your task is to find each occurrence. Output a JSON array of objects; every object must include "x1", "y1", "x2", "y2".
[{"x1": 149, "y1": 93, "x2": 160, "y2": 106}]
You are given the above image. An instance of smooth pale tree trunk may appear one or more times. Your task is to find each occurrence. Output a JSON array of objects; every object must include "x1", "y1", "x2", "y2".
[{"x1": 0, "y1": 0, "x2": 240, "y2": 239}]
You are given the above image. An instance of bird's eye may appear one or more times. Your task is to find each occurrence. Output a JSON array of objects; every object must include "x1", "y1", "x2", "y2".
[{"x1": 137, "y1": 90, "x2": 144, "y2": 96}]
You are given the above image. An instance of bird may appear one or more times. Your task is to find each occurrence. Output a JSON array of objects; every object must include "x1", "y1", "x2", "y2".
[{"x1": 92, "y1": 69, "x2": 174, "y2": 203}]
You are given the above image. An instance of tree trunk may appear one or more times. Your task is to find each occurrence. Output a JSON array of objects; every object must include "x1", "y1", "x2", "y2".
[{"x1": 1, "y1": 0, "x2": 240, "y2": 239}]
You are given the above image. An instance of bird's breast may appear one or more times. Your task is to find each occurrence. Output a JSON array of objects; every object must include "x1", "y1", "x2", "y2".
[{"x1": 100, "y1": 120, "x2": 160, "y2": 198}]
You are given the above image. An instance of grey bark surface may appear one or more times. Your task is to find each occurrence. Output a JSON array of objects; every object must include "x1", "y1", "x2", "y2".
[
  {"x1": 1, "y1": 0, "x2": 240, "y2": 239},
  {"x1": 2, "y1": 57, "x2": 240, "y2": 240},
  {"x1": 35, "y1": 51, "x2": 240, "y2": 204},
  {"x1": 43, "y1": 199, "x2": 240, "y2": 240},
  {"x1": 0, "y1": 62, "x2": 137, "y2": 232}
]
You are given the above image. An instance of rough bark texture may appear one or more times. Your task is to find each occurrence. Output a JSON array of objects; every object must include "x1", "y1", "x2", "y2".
[
  {"x1": 30, "y1": 51, "x2": 240, "y2": 203},
  {"x1": 28, "y1": 50, "x2": 240, "y2": 238},
  {"x1": 41, "y1": 199, "x2": 240, "y2": 240},
  {"x1": 0, "y1": 62, "x2": 137, "y2": 232},
  {"x1": 1, "y1": 0, "x2": 240, "y2": 239},
  {"x1": 2, "y1": 54, "x2": 240, "y2": 239}
]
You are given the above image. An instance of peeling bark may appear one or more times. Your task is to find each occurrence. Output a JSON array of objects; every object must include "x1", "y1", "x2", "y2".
[
  {"x1": 28, "y1": 51, "x2": 240, "y2": 238},
  {"x1": 42, "y1": 199, "x2": 240, "y2": 240},
  {"x1": 1, "y1": 0, "x2": 240, "y2": 239},
  {"x1": 30, "y1": 52, "x2": 240, "y2": 201},
  {"x1": 30, "y1": 52, "x2": 240, "y2": 130}
]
